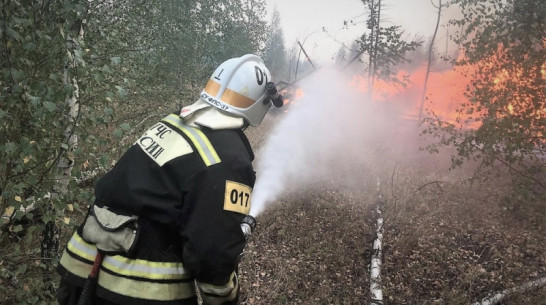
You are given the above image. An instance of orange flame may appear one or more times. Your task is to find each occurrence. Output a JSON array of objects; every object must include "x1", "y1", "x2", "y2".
[
  {"x1": 350, "y1": 63, "x2": 475, "y2": 126},
  {"x1": 349, "y1": 49, "x2": 544, "y2": 130},
  {"x1": 280, "y1": 88, "x2": 305, "y2": 110},
  {"x1": 284, "y1": 49, "x2": 543, "y2": 133}
]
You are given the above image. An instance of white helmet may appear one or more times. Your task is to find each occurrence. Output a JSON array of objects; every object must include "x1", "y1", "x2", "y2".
[{"x1": 200, "y1": 54, "x2": 282, "y2": 127}]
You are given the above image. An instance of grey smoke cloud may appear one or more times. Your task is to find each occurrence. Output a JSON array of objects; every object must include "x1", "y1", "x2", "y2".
[{"x1": 250, "y1": 68, "x2": 413, "y2": 216}]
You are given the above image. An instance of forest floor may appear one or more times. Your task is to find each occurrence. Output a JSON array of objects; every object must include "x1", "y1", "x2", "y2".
[
  {"x1": 239, "y1": 114, "x2": 546, "y2": 305},
  {"x1": 238, "y1": 175, "x2": 546, "y2": 305}
]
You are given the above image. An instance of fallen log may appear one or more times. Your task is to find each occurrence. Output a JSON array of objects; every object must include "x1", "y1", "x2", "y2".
[
  {"x1": 473, "y1": 277, "x2": 546, "y2": 305},
  {"x1": 370, "y1": 179, "x2": 384, "y2": 305}
]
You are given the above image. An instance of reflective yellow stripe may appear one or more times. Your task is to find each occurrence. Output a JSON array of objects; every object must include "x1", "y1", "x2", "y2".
[
  {"x1": 162, "y1": 114, "x2": 221, "y2": 166},
  {"x1": 66, "y1": 232, "x2": 97, "y2": 262},
  {"x1": 60, "y1": 248, "x2": 92, "y2": 279},
  {"x1": 99, "y1": 269, "x2": 196, "y2": 301},
  {"x1": 60, "y1": 232, "x2": 197, "y2": 301},
  {"x1": 64, "y1": 232, "x2": 190, "y2": 280},
  {"x1": 198, "y1": 271, "x2": 238, "y2": 303},
  {"x1": 60, "y1": 249, "x2": 196, "y2": 301},
  {"x1": 103, "y1": 255, "x2": 189, "y2": 280}
]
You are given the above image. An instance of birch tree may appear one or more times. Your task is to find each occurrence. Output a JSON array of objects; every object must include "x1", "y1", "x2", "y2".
[
  {"x1": 0, "y1": 0, "x2": 89, "y2": 301},
  {"x1": 418, "y1": 0, "x2": 452, "y2": 122},
  {"x1": 41, "y1": 0, "x2": 88, "y2": 290},
  {"x1": 357, "y1": 0, "x2": 422, "y2": 97},
  {"x1": 424, "y1": 0, "x2": 545, "y2": 198},
  {"x1": 1, "y1": 0, "x2": 270, "y2": 302}
]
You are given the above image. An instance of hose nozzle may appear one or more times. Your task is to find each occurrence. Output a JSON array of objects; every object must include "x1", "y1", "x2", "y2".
[{"x1": 240, "y1": 215, "x2": 257, "y2": 239}]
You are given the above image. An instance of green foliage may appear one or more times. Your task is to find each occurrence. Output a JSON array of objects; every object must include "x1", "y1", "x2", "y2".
[
  {"x1": 1, "y1": 0, "x2": 78, "y2": 221},
  {"x1": 357, "y1": 0, "x2": 423, "y2": 86},
  {"x1": 1, "y1": 0, "x2": 269, "y2": 303},
  {"x1": 0, "y1": 219, "x2": 68, "y2": 305},
  {"x1": 424, "y1": 0, "x2": 545, "y2": 197},
  {"x1": 358, "y1": 24, "x2": 422, "y2": 81}
]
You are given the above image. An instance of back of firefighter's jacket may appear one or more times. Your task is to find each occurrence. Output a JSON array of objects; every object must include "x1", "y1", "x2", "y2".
[{"x1": 57, "y1": 113, "x2": 255, "y2": 305}]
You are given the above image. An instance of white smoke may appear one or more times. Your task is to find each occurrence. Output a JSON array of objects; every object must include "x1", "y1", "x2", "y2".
[{"x1": 249, "y1": 68, "x2": 418, "y2": 216}]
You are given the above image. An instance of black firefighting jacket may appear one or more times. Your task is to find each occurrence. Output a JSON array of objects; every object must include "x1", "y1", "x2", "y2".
[{"x1": 57, "y1": 113, "x2": 255, "y2": 305}]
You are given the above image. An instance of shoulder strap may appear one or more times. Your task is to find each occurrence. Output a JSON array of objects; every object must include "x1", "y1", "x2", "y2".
[{"x1": 161, "y1": 114, "x2": 221, "y2": 166}]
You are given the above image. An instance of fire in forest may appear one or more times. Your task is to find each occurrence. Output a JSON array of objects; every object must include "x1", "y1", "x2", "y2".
[
  {"x1": 250, "y1": 67, "x2": 430, "y2": 217},
  {"x1": 250, "y1": 53, "x2": 544, "y2": 216}
]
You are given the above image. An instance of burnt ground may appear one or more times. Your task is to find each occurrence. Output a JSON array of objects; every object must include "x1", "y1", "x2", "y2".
[{"x1": 237, "y1": 176, "x2": 546, "y2": 305}]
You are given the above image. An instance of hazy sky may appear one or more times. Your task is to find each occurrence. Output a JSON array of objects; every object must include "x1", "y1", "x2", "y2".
[{"x1": 267, "y1": 0, "x2": 459, "y2": 63}]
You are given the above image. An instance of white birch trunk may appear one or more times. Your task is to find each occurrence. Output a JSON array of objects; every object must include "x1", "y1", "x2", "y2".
[
  {"x1": 370, "y1": 179, "x2": 384, "y2": 304},
  {"x1": 418, "y1": 0, "x2": 443, "y2": 123},
  {"x1": 54, "y1": 25, "x2": 83, "y2": 196},
  {"x1": 41, "y1": 19, "x2": 84, "y2": 281},
  {"x1": 473, "y1": 277, "x2": 546, "y2": 305}
]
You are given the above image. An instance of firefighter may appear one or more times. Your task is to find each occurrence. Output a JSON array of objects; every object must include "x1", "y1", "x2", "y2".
[{"x1": 56, "y1": 54, "x2": 282, "y2": 305}]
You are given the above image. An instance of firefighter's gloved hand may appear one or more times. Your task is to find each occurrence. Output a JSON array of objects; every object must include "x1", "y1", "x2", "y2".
[{"x1": 240, "y1": 215, "x2": 256, "y2": 240}]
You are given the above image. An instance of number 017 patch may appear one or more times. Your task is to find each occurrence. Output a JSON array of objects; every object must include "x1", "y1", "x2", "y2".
[{"x1": 223, "y1": 180, "x2": 252, "y2": 215}]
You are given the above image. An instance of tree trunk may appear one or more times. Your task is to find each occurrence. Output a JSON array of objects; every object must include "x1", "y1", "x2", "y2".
[
  {"x1": 41, "y1": 14, "x2": 84, "y2": 290},
  {"x1": 366, "y1": 0, "x2": 376, "y2": 96},
  {"x1": 370, "y1": 0, "x2": 381, "y2": 96},
  {"x1": 418, "y1": 0, "x2": 443, "y2": 123}
]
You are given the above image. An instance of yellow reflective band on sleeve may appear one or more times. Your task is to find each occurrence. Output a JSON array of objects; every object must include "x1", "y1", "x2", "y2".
[
  {"x1": 198, "y1": 272, "x2": 239, "y2": 305},
  {"x1": 198, "y1": 271, "x2": 237, "y2": 296},
  {"x1": 162, "y1": 114, "x2": 221, "y2": 166}
]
